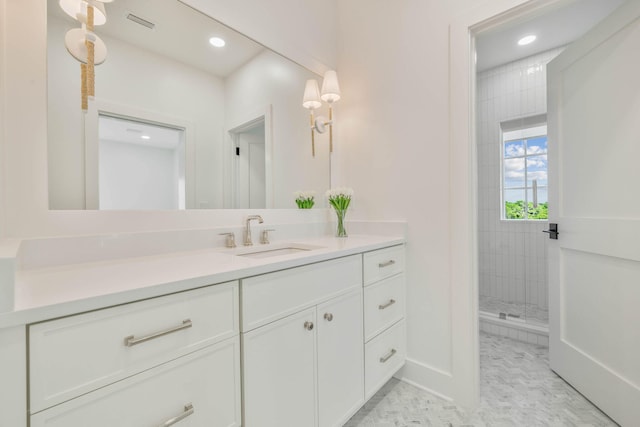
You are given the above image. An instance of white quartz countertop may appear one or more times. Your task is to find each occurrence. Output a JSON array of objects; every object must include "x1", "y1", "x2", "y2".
[{"x1": 0, "y1": 234, "x2": 404, "y2": 328}]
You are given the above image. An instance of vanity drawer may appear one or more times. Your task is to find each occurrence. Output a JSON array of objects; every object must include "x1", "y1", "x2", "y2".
[
  {"x1": 30, "y1": 337, "x2": 241, "y2": 427},
  {"x1": 242, "y1": 255, "x2": 362, "y2": 331},
  {"x1": 364, "y1": 274, "x2": 405, "y2": 342},
  {"x1": 29, "y1": 281, "x2": 239, "y2": 413},
  {"x1": 363, "y1": 245, "x2": 405, "y2": 286},
  {"x1": 364, "y1": 320, "x2": 405, "y2": 400}
]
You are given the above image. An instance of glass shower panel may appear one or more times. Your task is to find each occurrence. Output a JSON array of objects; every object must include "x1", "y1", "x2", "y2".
[{"x1": 524, "y1": 222, "x2": 549, "y2": 325}]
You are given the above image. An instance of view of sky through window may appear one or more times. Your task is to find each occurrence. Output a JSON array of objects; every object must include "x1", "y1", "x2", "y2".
[{"x1": 502, "y1": 125, "x2": 548, "y2": 220}]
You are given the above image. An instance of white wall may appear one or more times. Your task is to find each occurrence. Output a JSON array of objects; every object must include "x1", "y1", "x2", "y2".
[
  {"x1": 225, "y1": 50, "x2": 331, "y2": 209},
  {"x1": 99, "y1": 140, "x2": 180, "y2": 210},
  {"x1": 337, "y1": 0, "x2": 454, "y2": 397},
  {"x1": 477, "y1": 49, "x2": 562, "y2": 319},
  {"x1": 0, "y1": 0, "x2": 6, "y2": 238},
  {"x1": 47, "y1": 15, "x2": 225, "y2": 209},
  {"x1": 336, "y1": 0, "x2": 533, "y2": 407}
]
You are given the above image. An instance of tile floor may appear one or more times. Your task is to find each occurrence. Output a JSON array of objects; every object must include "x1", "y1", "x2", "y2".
[{"x1": 344, "y1": 332, "x2": 617, "y2": 427}]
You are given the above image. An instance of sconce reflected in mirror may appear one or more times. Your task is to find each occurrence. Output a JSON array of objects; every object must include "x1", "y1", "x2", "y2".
[
  {"x1": 60, "y1": 0, "x2": 112, "y2": 111},
  {"x1": 302, "y1": 70, "x2": 341, "y2": 157}
]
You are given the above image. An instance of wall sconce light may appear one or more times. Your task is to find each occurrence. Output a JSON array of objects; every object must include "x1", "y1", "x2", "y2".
[
  {"x1": 60, "y1": 0, "x2": 112, "y2": 111},
  {"x1": 302, "y1": 70, "x2": 341, "y2": 157}
]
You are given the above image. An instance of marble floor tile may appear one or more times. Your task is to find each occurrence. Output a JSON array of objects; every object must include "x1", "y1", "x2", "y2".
[{"x1": 344, "y1": 333, "x2": 617, "y2": 427}]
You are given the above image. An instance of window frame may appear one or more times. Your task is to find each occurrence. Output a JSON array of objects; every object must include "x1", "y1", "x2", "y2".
[{"x1": 500, "y1": 123, "x2": 548, "y2": 221}]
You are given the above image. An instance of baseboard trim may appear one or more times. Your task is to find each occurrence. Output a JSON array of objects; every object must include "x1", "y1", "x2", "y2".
[{"x1": 396, "y1": 358, "x2": 454, "y2": 402}]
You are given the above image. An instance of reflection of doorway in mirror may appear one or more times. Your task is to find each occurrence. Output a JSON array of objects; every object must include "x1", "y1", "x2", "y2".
[
  {"x1": 232, "y1": 119, "x2": 266, "y2": 209},
  {"x1": 98, "y1": 115, "x2": 186, "y2": 210}
]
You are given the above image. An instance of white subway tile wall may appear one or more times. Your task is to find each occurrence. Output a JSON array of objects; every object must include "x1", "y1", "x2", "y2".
[{"x1": 476, "y1": 48, "x2": 564, "y2": 325}]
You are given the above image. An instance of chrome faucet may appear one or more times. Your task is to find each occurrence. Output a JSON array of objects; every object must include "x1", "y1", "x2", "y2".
[{"x1": 244, "y1": 215, "x2": 264, "y2": 246}]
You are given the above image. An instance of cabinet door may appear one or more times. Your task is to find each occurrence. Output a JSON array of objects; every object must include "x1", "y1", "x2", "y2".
[
  {"x1": 317, "y1": 290, "x2": 364, "y2": 427},
  {"x1": 243, "y1": 307, "x2": 317, "y2": 427}
]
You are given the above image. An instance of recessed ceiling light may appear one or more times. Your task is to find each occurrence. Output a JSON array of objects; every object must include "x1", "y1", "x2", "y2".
[
  {"x1": 209, "y1": 37, "x2": 226, "y2": 48},
  {"x1": 141, "y1": 135, "x2": 151, "y2": 140},
  {"x1": 518, "y1": 35, "x2": 536, "y2": 46}
]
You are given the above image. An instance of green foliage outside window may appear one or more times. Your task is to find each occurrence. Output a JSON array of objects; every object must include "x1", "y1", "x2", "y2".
[{"x1": 505, "y1": 201, "x2": 548, "y2": 220}]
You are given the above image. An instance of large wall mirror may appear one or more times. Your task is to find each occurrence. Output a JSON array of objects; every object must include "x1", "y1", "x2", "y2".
[{"x1": 47, "y1": 0, "x2": 331, "y2": 210}]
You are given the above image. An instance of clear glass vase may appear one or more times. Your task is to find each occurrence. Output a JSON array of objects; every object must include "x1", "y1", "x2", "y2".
[{"x1": 334, "y1": 208, "x2": 348, "y2": 237}]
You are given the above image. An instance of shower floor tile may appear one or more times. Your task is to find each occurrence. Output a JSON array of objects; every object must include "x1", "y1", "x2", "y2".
[
  {"x1": 479, "y1": 295, "x2": 548, "y2": 324},
  {"x1": 344, "y1": 333, "x2": 616, "y2": 427}
]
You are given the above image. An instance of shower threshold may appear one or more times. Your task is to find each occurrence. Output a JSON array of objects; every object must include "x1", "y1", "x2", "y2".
[{"x1": 499, "y1": 312, "x2": 521, "y2": 320}]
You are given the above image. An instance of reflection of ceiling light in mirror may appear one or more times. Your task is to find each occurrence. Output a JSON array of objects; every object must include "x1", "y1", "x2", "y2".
[
  {"x1": 209, "y1": 37, "x2": 226, "y2": 47},
  {"x1": 518, "y1": 35, "x2": 536, "y2": 46},
  {"x1": 141, "y1": 135, "x2": 151, "y2": 140}
]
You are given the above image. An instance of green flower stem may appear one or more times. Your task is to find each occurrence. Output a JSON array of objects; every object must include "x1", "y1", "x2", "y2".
[{"x1": 329, "y1": 196, "x2": 350, "y2": 237}]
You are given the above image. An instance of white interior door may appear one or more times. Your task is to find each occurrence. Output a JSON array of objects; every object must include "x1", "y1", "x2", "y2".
[{"x1": 547, "y1": 1, "x2": 640, "y2": 425}]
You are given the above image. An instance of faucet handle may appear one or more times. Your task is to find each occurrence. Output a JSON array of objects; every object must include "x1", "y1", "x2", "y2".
[
  {"x1": 260, "y1": 229, "x2": 275, "y2": 245},
  {"x1": 219, "y1": 232, "x2": 237, "y2": 248}
]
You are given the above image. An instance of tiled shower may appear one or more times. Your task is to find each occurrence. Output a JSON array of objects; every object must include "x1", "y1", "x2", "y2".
[{"x1": 476, "y1": 48, "x2": 563, "y2": 343}]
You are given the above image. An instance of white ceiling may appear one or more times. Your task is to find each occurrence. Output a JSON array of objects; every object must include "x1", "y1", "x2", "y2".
[
  {"x1": 48, "y1": 0, "x2": 266, "y2": 77},
  {"x1": 475, "y1": 0, "x2": 625, "y2": 72}
]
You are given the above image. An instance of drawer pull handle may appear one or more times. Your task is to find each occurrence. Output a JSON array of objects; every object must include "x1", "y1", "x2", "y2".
[
  {"x1": 124, "y1": 319, "x2": 192, "y2": 347},
  {"x1": 379, "y1": 348, "x2": 397, "y2": 364},
  {"x1": 378, "y1": 299, "x2": 396, "y2": 310},
  {"x1": 324, "y1": 313, "x2": 334, "y2": 322},
  {"x1": 304, "y1": 321, "x2": 314, "y2": 331},
  {"x1": 159, "y1": 403, "x2": 194, "y2": 426},
  {"x1": 378, "y1": 260, "x2": 396, "y2": 268}
]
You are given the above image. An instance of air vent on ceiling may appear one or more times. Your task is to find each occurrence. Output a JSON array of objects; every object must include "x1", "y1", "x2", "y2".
[{"x1": 126, "y1": 13, "x2": 155, "y2": 30}]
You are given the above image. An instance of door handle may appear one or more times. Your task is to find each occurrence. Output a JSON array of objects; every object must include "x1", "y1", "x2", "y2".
[{"x1": 542, "y1": 223, "x2": 559, "y2": 240}]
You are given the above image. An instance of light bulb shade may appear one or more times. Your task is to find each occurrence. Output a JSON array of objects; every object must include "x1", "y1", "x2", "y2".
[
  {"x1": 64, "y1": 28, "x2": 108, "y2": 64},
  {"x1": 321, "y1": 70, "x2": 341, "y2": 103},
  {"x1": 59, "y1": 0, "x2": 107, "y2": 25},
  {"x1": 302, "y1": 79, "x2": 322, "y2": 110}
]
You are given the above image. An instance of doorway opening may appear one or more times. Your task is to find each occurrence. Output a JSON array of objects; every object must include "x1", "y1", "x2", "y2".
[
  {"x1": 97, "y1": 114, "x2": 186, "y2": 210},
  {"x1": 229, "y1": 117, "x2": 267, "y2": 209},
  {"x1": 474, "y1": 0, "x2": 623, "y2": 342},
  {"x1": 471, "y1": 0, "x2": 625, "y2": 424}
]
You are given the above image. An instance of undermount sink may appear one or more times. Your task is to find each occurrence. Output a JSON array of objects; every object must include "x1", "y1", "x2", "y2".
[{"x1": 235, "y1": 243, "x2": 325, "y2": 259}]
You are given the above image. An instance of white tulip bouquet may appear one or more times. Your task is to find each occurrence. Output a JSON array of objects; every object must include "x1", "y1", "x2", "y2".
[
  {"x1": 326, "y1": 187, "x2": 353, "y2": 237},
  {"x1": 294, "y1": 191, "x2": 316, "y2": 209}
]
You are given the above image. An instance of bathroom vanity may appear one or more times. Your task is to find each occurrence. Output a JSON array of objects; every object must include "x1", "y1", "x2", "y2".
[{"x1": 0, "y1": 232, "x2": 405, "y2": 426}]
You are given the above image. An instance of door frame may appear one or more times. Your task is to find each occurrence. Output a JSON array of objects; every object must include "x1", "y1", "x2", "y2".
[
  {"x1": 224, "y1": 105, "x2": 273, "y2": 209},
  {"x1": 449, "y1": 0, "x2": 568, "y2": 408}
]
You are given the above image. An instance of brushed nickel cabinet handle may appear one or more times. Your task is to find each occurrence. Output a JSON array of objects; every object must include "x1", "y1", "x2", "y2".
[
  {"x1": 379, "y1": 348, "x2": 397, "y2": 363},
  {"x1": 159, "y1": 403, "x2": 194, "y2": 426},
  {"x1": 324, "y1": 313, "x2": 334, "y2": 322},
  {"x1": 304, "y1": 321, "x2": 314, "y2": 331},
  {"x1": 124, "y1": 319, "x2": 192, "y2": 347},
  {"x1": 378, "y1": 260, "x2": 396, "y2": 268},
  {"x1": 378, "y1": 299, "x2": 396, "y2": 310}
]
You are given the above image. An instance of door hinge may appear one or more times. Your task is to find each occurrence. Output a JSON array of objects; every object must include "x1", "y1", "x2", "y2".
[{"x1": 236, "y1": 147, "x2": 240, "y2": 156}]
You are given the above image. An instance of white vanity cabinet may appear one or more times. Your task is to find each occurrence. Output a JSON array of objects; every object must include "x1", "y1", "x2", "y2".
[
  {"x1": 242, "y1": 255, "x2": 364, "y2": 427},
  {"x1": 10, "y1": 238, "x2": 406, "y2": 427},
  {"x1": 28, "y1": 282, "x2": 241, "y2": 427}
]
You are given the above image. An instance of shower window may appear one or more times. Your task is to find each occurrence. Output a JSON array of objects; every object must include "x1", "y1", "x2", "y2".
[{"x1": 501, "y1": 123, "x2": 548, "y2": 220}]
